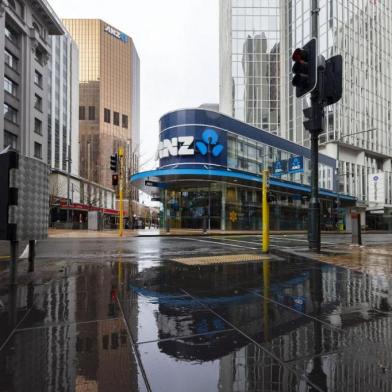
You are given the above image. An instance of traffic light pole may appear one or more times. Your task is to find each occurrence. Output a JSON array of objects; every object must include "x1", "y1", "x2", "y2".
[{"x1": 307, "y1": 0, "x2": 321, "y2": 252}]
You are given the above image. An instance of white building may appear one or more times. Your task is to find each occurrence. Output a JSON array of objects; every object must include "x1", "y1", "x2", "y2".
[
  {"x1": 48, "y1": 31, "x2": 79, "y2": 176},
  {"x1": 220, "y1": 0, "x2": 392, "y2": 229}
]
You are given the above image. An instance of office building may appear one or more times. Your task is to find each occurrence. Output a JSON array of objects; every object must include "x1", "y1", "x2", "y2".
[
  {"x1": 131, "y1": 108, "x2": 354, "y2": 231},
  {"x1": 48, "y1": 31, "x2": 79, "y2": 175},
  {"x1": 220, "y1": 0, "x2": 392, "y2": 228},
  {"x1": 0, "y1": 0, "x2": 64, "y2": 161},
  {"x1": 62, "y1": 19, "x2": 140, "y2": 194}
]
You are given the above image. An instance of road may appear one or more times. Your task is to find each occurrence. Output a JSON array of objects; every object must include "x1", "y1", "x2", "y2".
[{"x1": 1, "y1": 233, "x2": 392, "y2": 391}]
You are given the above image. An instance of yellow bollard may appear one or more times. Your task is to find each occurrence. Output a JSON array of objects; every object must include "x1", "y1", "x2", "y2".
[{"x1": 262, "y1": 169, "x2": 270, "y2": 253}]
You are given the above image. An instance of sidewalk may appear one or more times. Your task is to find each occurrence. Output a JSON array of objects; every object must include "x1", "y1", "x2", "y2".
[
  {"x1": 272, "y1": 243, "x2": 392, "y2": 278},
  {"x1": 48, "y1": 228, "x2": 316, "y2": 238}
]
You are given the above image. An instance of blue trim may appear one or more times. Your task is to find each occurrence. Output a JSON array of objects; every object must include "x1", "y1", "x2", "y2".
[
  {"x1": 160, "y1": 109, "x2": 336, "y2": 168},
  {"x1": 131, "y1": 168, "x2": 356, "y2": 201}
]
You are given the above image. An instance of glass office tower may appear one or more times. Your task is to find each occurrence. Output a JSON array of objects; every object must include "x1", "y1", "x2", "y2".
[{"x1": 220, "y1": 0, "x2": 392, "y2": 228}]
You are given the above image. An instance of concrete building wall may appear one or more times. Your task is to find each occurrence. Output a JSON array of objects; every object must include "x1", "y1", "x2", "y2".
[{"x1": 0, "y1": 0, "x2": 64, "y2": 162}]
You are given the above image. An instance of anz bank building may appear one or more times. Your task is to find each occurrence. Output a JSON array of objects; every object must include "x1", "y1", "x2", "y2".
[{"x1": 131, "y1": 109, "x2": 356, "y2": 231}]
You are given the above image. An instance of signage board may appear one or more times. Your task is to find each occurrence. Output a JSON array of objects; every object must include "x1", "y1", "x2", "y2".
[
  {"x1": 272, "y1": 160, "x2": 287, "y2": 176},
  {"x1": 288, "y1": 156, "x2": 304, "y2": 174},
  {"x1": 104, "y1": 25, "x2": 128, "y2": 43},
  {"x1": 368, "y1": 172, "x2": 385, "y2": 203},
  {"x1": 145, "y1": 180, "x2": 159, "y2": 187},
  {"x1": 159, "y1": 126, "x2": 227, "y2": 167}
]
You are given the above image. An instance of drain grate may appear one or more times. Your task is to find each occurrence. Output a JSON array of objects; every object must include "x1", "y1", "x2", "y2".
[{"x1": 172, "y1": 253, "x2": 270, "y2": 266}]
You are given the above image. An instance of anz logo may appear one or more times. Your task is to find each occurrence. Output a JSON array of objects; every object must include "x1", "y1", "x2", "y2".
[
  {"x1": 158, "y1": 129, "x2": 224, "y2": 159},
  {"x1": 104, "y1": 25, "x2": 128, "y2": 43}
]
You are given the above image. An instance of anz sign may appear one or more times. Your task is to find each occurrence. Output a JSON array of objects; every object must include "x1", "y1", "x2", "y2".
[
  {"x1": 104, "y1": 25, "x2": 128, "y2": 43},
  {"x1": 159, "y1": 128, "x2": 227, "y2": 166}
]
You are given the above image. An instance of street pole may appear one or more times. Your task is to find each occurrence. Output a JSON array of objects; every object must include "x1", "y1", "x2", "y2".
[
  {"x1": 118, "y1": 147, "x2": 124, "y2": 237},
  {"x1": 308, "y1": 0, "x2": 322, "y2": 252},
  {"x1": 262, "y1": 169, "x2": 270, "y2": 253}
]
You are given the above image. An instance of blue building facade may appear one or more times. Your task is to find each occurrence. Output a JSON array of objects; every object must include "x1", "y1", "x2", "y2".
[{"x1": 131, "y1": 109, "x2": 356, "y2": 230}]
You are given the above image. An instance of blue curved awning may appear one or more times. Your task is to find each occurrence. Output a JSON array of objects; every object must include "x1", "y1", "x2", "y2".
[{"x1": 131, "y1": 168, "x2": 356, "y2": 201}]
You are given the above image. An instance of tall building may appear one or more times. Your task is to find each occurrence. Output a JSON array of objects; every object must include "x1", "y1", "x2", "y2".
[
  {"x1": 220, "y1": 0, "x2": 392, "y2": 228},
  {"x1": 48, "y1": 31, "x2": 79, "y2": 175},
  {"x1": 0, "y1": 0, "x2": 65, "y2": 161},
  {"x1": 62, "y1": 19, "x2": 140, "y2": 193}
]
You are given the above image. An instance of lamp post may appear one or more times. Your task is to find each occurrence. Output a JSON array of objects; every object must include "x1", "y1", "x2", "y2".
[{"x1": 334, "y1": 128, "x2": 376, "y2": 228}]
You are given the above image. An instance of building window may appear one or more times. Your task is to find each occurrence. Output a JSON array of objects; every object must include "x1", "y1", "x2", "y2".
[
  {"x1": 34, "y1": 118, "x2": 42, "y2": 135},
  {"x1": 4, "y1": 103, "x2": 17, "y2": 123},
  {"x1": 5, "y1": 25, "x2": 19, "y2": 46},
  {"x1": 34, "y1": 94, "x2": 42, "y2": 111},
  {"x1": 88, "y1": 106, "x2": 95, "y2": 120},
  {"x1": 35, "y1": 48, "x2": 44, "y2": 65},
  {"x1": 113, "y1": 111, "x2": 120, "y2": 126},
  {"x1": 122, "y1": 114, "x2": 128, "y2": 129},
  {"x1": 4, "y1": 76, "x2": 17, "y2": 96},
  {"x1": 34, "y1": 70, "x2": 42, "y2": 88},
  {"x1": 34, "y1": 142, "x2": 42, "y2": 159},
  {"x1": 5, "y1": 50, "x2": 18, "y2": 71},
  {"x1": 4, "y1": 130, "x2": 17, "y2": 149},
  {"x1": 79, "y1": 106, "x2": 85, "y2": 120},
  {"x1": 104, "y1": 108, "x2": 111, "y2": 123}
]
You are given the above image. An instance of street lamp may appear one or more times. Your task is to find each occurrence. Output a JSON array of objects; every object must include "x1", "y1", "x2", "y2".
[{"x1": 334, "y1": 128, "x2": 376, "y2": 228}]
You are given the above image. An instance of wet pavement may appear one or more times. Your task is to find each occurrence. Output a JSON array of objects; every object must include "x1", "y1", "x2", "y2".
[{"x1": 1, "y1": 234, "x2": 392, "y2": 391}]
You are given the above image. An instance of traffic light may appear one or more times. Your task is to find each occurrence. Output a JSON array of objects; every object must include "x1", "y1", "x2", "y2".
[
  {"x1": 303, "y1": 104, "x2": 323, "y2": 132},
  {"x1": 112, "y1": 174, "x2": 119, "y2": 186},
  {"x1": 110, "y1": 154, "x2": 118, "y2": 172},
  {"x1": 292, "y1": 38, "x2": 317, "y2": 98},
  {"x1": 0, "y1": 150, "x2": 18, "y2": 240},
  {"x1": 323, "y1": 55, "x2": 343, "y2": 106}
]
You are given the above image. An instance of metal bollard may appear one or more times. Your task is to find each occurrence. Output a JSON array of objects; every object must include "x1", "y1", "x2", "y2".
[
  {"x1": 202, "y1": 216, "x2": 208, "y2": 234},
  {"x1": 165, "y1": 218, "x2": 170, "y2": 233},
  {"x1": 351, "y1": 212, "x2": 362, "y2": 245}
]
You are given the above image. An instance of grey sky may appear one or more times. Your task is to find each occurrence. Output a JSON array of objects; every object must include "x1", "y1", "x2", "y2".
[{"x1": 50, "y1": 0, "x2": 219, "y2": 170}]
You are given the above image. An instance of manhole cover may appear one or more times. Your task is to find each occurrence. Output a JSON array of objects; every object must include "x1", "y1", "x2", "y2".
[{"x1": 172, "y1": 254, "x2": 270, "y2": 266}]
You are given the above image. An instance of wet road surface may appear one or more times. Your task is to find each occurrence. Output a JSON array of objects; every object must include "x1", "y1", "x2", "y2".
[{"x1": 1, "y1": 234, "x2": 392, "y2": 391}]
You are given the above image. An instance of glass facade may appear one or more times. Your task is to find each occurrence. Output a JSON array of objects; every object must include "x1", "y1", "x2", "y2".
[
  {"x1": 231, "y1": 0, "x2": 280, "y2": 133},
  {"x1": 63, "y1": 19, "x2": 140, "y2": 190},
  {"x1": 226, "y1": 132, "x2": 333, "y2": 190},
  {"x1": 220, "y1": 0, "x2": 392, "y2": 209},
  {"x1": 131, "y1": 109, "x2": 351, "y2": 231}
]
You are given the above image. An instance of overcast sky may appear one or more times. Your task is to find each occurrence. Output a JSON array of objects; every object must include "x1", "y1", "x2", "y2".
[{"x1": 50, "y1": 0, "x2": 219, "y2": 170}]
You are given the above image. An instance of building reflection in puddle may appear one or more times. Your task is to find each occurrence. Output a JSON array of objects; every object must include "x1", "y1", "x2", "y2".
[
  {"x1": 128, "y1": 258, "x2": 392, "y2": 391},
  {"x1": 0, "y1": 259, "x2": 145, "y2": 392}
]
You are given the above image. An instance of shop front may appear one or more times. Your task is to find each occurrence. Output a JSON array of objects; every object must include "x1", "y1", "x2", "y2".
[{"x1": 131, "y1": 109, "x2": 356, "y2": 231}]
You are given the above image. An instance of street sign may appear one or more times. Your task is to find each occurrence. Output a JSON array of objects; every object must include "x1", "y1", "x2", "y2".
[
  {"x1": 288, "y1": 156, "x2": 304, "y2": 174},
  {"x1": 145, "y1": 180, "x2": 159, "y2": 187},
  {"x1": 272, "y1": 160, "x2": 287, "y2": 176}
]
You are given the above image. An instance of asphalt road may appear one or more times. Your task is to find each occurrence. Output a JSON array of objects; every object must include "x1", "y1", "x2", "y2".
[{"x1": 1, "y1": 234, "x2": 392, "y2": 391}]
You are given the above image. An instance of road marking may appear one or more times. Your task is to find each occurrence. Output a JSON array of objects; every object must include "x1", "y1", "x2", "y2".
[
  {"x1": 178, "y1": 237, "x2": 259, "y2": 250},
  {"x1": 19, "y1": 243, "x2": 30, "y2": 259}
]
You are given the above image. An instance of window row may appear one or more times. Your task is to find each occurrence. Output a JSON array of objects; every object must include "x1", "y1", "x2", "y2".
[{"x1": 104, "y1": 108, "x2": 128, "y2": 128}]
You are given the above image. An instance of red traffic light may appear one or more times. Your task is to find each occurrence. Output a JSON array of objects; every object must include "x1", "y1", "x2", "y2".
[
  {"x1": 112, "y1": 174, "x2": 119, "y2": 186},
  {"x1": 292, "y1": 48, "x2": 308, "y2": 63}
]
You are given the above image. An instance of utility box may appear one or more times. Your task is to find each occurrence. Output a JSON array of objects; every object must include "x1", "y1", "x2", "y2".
[
  {"x1": 0, "y1": 150, "x2": 49, "y2": 241},
  {"x1": 88, "y1": 211, "x2": 103, "y2": 231}
]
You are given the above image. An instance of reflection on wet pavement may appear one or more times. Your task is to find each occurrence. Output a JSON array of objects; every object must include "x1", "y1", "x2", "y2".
[{"x1": 1, "y1": 236, "x2": 392, "y2": 391}]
